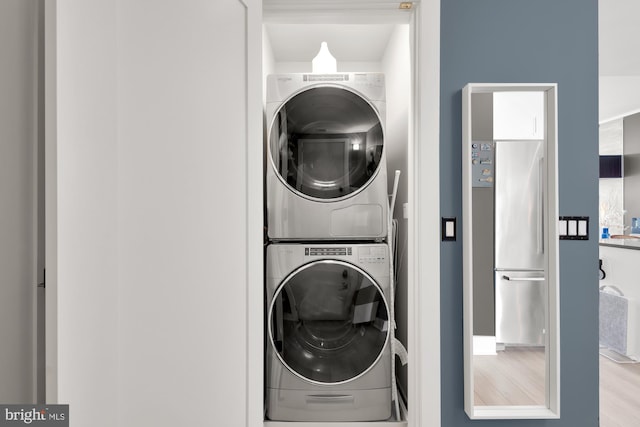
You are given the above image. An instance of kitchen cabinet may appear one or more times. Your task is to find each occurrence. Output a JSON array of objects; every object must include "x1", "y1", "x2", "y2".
[{"x1": 493, "y1": 91, "x2": 545, "y2": 140}]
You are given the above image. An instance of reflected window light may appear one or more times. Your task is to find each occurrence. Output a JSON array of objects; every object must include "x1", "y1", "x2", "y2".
[{"x1": 352, "y1": 136, "x2": 362, "y2": 151}]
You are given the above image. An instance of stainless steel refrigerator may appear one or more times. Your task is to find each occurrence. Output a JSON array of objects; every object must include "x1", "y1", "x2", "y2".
[{"x1": 494, "y1": 140, "x2": 546, "y2": 346}]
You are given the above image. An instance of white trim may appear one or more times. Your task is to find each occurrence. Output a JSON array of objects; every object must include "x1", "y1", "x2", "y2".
[
  {"x1": 264, "y1": 0, "x2": 417, "y2": 13},
  {"x1": 246, "y1": 1, "x2": 264, "y2": 427},
  {"x1": 461, "y1": 84, "x2": 473, "y2": 415},
  {"x1": 546, "y1": 86, "x2": 561, "y2": 417},
  {"x1": 263, "y1": 12, "x2": 412, "y2": 25},
  {"x1": 411, "y1": 2, "x2": 441, "y2": 427},
  {"x1": 471, "y1": 406, "x2": 559, "y2": 420},
  {"x1": 462, "y1": 83, "x2": 560, "y2": 420},
  {"x1": 263, "y1": 0, "x2": 414, "y2": 24}
]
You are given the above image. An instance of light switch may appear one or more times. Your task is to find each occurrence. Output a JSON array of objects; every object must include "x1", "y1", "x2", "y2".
[
  {"x1": 446, "y1": 221, "x2": 455, "y2": 237},
  {"x1": 559, "y1": 216, "x2": 589, "y2": 240},
  {"x1": 578, "y1": 220, "x2": 588, "y2": 236},
  {"x1": 558, "y1": 219, "x2": 568, "y2": 236},
  {"x1": 442, "y1": 217, "x2": 456, "y2": 241}
]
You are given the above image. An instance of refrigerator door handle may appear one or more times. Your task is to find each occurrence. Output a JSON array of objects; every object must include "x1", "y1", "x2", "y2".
[
  {"x1": 502, "y1": 275, "x2": 545, "y2": 282},
  {"x1": 538, "y1": 156, "x2": 544, "y2": 255}
]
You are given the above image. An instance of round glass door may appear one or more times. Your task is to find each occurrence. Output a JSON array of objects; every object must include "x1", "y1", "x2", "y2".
[
  {"x1": 269, "y1": 86, "x2": 384, "y2": 200},
  {"x1": 269, "y1": 260, "x2": 389, "y2": 384}
]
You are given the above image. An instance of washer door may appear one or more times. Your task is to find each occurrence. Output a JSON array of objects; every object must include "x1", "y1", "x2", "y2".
[
  {"x1": 269, "y1": 86, "x2": 384, "y2": 201},
  {"x1": 269, "y1": 260, "x2": 389, "y2": 384}
]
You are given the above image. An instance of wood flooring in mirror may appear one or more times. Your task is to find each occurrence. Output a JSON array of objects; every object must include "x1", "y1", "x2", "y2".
[{"x1": 473, "y1": 347, "x2": 545, "y2": 406}]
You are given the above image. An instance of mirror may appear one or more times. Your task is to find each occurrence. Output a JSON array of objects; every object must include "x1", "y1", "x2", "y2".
[{"x1": 462, "y1": 84, "x2": 560, "y2": 419}]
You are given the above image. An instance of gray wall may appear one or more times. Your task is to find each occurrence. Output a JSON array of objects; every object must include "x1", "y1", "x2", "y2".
[
  {"x1": 440, "y1": 1, "x2": 599, "y2": 426},
  {"x1": 471, "y1": 93, "x2": 494, "y2": 336},
  {"x1": 471, "y1": 187, "x2": 494, "y2": 336},
  {"x1": 623, "y1": 113, "x2": 640, "y2": 227}
]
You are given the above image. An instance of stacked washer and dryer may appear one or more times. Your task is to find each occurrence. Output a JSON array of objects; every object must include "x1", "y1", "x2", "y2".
[{"x1": 265, "y1": 73, "x2": 394, "y2": 422}]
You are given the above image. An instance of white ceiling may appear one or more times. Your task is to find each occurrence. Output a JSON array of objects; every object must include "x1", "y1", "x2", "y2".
[
  {"x1": 265, "y1": 23, "x2": 396, "y2": 63},
  {"x1": 265, "y1": 24, "x2": 393, "y2": 62},
  {"x1": 262, "y1": 0, "x2": 412, "y2": 62}
]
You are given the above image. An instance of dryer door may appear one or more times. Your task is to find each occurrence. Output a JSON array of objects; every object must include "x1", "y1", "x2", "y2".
[
  {"x1": 269, "y1": 86, "x2": 384, "y2": 201},
  {"x1": 269, "y1": 260, "x2": 390, "y2": 385}
]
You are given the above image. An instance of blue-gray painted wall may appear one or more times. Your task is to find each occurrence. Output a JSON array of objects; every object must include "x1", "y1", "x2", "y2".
[{"x1": 440, "y1": 1, "x2": 599, "y2": 426}]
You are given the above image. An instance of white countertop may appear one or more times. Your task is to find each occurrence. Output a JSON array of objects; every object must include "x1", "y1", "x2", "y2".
[{"x1": 599, "y1": 237, "x2": 640, "y2": 250}]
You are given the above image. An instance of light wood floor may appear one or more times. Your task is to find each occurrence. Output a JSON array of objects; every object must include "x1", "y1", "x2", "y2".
[
  {"x1": 474, "y1": 347, "x2": 545, "y2": 406},
  {"x1": 600, "y1": 354, "x2": 640, "y2": 427},
  {"x1": 473, "y1": 349, "x2": 640, "y2": 425}
]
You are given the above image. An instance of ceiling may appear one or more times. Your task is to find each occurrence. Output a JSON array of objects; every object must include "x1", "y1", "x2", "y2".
[
  {"x1": 262, "y1": 1, "x2": 412, "y2": 63},
  {"x1": 265, "y1": 23, "x2": 396, "y2": 63}
]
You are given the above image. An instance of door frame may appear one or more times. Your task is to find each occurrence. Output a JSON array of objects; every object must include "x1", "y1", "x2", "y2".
[
  {"x1": 251, "y1": 1, "x2": 441, "y2": 427},
  {"x1": 410, "y1": 3, "x2": 441, "y2": 426}
]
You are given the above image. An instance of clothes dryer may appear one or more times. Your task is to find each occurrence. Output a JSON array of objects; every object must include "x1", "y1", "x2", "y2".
[
  {"x1": 266, "y1": 73, "x2": 388, "y2": 241},
  {"x1": 265, "y1": 243, "x2": 392, "y2": 421}
]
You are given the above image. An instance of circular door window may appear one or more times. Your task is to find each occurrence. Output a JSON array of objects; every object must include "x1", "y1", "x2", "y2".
[
  {"x1": 269, "y1": 260, "x2": 389, "y2": 384},
  {"x1": 269, "y1": 86, "x2": 384, "y2": 201}
]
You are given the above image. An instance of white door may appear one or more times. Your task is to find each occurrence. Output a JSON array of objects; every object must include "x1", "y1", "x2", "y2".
[
  {"x1": 0, "y1": 0, "x2": 39, "y2": 404},
  {"x1": 51, "y1": 0, "x2": 262, "y2": 426},
  {"x1": 116, "y1": 0, "x2": 262, "y2": 426}
]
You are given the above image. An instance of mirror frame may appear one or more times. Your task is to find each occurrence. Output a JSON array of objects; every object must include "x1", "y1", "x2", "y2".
[{"x1": 462, "y1": 83, "x2": 560, "y2": 419}]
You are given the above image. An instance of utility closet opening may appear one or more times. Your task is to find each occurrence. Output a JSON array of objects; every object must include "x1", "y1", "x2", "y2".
[{"x1": 261, "y1": 11, "x2": 413, "y2": 426}]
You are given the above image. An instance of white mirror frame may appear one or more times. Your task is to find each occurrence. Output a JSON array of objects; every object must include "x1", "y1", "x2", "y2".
[{"x1": 462, "y1": 83, "x2": 560, "y2": 419}]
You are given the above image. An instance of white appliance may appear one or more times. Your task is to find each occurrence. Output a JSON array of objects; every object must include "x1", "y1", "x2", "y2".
[
  {"x1": 265, "y1": 243, "x2": 392, "y2": 421},
  {"x1": 266, "y1": 73, "x2": 389, "y2": 241}
]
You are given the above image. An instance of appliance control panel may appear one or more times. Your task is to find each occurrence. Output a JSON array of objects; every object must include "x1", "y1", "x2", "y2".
[
  {"x1": 302, "y1": 245, "x2": 387, "y2": 264},
  {"x1": 358, "y1": 246, "x2": 387, "y2": 264},
  {"x1": 305, "y1": 247, "x2": 352, "y2": 257},
  {"x1": 471, "y1": 140, "x2": 494, "y2": 188}
]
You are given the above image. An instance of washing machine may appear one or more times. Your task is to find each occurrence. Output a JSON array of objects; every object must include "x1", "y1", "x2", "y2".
[
  {"x1": 266, "y1": 73, "x2": 389, "y2": 241},
  {"x1": 265, "y1": 243, "x2": 392, "y2": 421}
]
